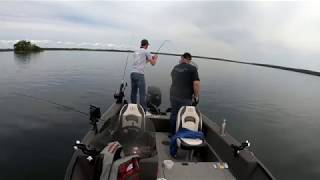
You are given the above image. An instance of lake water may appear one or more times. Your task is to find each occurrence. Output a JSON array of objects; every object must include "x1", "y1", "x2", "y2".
[{"x1": 0, "y1": 51, "x2": 319, "y2": 180}]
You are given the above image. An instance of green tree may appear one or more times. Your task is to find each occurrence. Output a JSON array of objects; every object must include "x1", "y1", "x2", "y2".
[{"x1": 14, "y1": 40, "x2": 41, "y2": 52}]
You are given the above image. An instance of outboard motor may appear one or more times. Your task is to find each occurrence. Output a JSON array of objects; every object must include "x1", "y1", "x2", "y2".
[
  {"x1": 89, "y1": 105, "x2": 101, "y2": 134},
  {"x1": 146, "y1": 86, "x2": 161, "y2": 114}
]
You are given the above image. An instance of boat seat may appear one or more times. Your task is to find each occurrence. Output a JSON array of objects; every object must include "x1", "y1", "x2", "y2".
[
  {"x1": 177, "y1": 138, "x2": 206, "y2": 150},
  {"x1": 176, "y1": 106, "x2": 206, "y2": 159},
  {"x1": 119, "y1": 104, "x2": 145, "y2": 130}
]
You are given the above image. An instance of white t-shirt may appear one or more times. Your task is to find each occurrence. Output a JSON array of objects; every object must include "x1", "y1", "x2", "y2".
[{"x1": 131, "y1": 48, "x2": 152, "y2": 74}]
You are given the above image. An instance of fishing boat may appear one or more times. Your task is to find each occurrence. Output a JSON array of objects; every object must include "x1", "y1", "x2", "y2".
[{"x1": 64, "y1": 82, "x2": 275, "y2": 180}]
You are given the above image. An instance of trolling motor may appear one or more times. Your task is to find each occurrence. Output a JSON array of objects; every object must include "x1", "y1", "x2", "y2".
[
  {"x1": 231, "y1": 140, "x2": 251, "y2": 157},
  {"x1": 114, "y1": 82, "x2": 127, "y2": 104},
  {"x1": 90, "y1": 105, "x2": 101, "y2": 134},
  {"x1": 146, "y1": 86, "x2": 162, "y2": 114}
]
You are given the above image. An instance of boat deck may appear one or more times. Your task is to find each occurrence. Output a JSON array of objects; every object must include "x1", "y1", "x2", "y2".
[
  {"x1": 155, "y1": 132, "x2": 236, "y2": 180},
  {"x1": 155, "y1": 132, "x2": 191, "y2": 161}
]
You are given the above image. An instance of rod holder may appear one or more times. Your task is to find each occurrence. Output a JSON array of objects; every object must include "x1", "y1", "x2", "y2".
[{"x1": 220, "y1": 119, "x2": 227, "y2": 136}]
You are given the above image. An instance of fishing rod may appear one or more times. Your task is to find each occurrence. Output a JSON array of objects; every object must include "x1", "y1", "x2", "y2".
[
  {"x1": 114, "y1": 56, "x2": 129, "y2": 104},
  {"x1": 155, "y1": 40, "x2": 170, "y2": 54},
  {"x1": 114, "y1": 36, "x2": 136, "y2": 103},
  {"x1": 121, "y1": 36, "x2": 135, "y2": 83},
  {"x1": 121, "y1": 53, "x2": 131, "y2": 84},
  {"x1": 13, "y1": 92, "x2": 89, "y2": 117}
]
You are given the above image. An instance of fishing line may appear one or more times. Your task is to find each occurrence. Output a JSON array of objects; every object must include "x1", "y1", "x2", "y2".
[{"x1": 13, "y1": 92, "x2": 89, "y2": 117}]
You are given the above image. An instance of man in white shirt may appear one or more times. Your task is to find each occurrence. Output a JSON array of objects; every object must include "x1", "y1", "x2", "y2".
[{"x1": 131, "y1": 39, "x2": 158, "y2": 110}]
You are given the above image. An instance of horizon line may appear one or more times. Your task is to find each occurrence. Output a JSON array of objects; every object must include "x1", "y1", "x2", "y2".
[{"x1": 1, "y1": 47, "x2": 319, "y2": 77}]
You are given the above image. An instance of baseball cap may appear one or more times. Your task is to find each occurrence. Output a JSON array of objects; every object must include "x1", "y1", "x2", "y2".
[
  {"x1": 141, "y1": 39, "x2": 149, "y2": 46},
  {"x1": 182, "y1": 52, "x2": 192, "y2": 60}
]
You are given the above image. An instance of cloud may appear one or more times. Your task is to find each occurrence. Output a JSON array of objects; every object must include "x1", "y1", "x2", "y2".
[{"x1": 0, "y1": 1, "x2": 320, "y2": 70}]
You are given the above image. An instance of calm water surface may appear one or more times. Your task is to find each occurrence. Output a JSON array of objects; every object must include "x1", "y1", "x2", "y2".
[{"x1": 0, "y1": 51, "x2": 319, "y2": 180}]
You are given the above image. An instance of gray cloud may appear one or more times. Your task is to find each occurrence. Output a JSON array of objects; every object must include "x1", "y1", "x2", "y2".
[{"x1": 0, "y1": 1, "x2": 319, "y2": 71}]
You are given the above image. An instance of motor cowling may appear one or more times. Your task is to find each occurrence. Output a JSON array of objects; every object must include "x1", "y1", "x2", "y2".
[{"x1": 146, "y1": 86, "x2": 161, "y2": 113}]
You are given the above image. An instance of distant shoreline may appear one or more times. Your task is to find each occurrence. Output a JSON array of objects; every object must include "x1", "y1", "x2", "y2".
[
  {"x1": 1, "y1": 48, "x2": 319, "y2": 77},
  {"x1": 0, "y1": 48, "x2": 132, "y2": 53},
  {"x1": 0, "y1": 49, "x2": 13, "y2": 52}
]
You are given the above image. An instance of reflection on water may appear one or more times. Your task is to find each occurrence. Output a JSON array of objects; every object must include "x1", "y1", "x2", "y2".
[
  {"x1": 14, "y1": 52, "x2": 41, "y2": 64},
  {"x1": 0, "y1": 51, "x2": 320, "y2": 180}
]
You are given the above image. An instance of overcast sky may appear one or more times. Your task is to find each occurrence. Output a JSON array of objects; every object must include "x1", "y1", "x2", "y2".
[{"x1": 0, "y1": 1, "x2": 320, "y2": 71}]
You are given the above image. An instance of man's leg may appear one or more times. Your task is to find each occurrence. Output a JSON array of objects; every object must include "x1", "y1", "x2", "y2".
[
  {"x1": 170, "y1": 97, "x2": 179, "y2": 135},
  {"x1": 138, "y1": 74, "x2": 147, "y2": 111},
  {"x1": 130, "y1": 73, "x2": 138, "y2": 103}
]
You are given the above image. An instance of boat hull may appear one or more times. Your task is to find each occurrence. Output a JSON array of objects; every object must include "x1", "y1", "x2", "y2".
[{"x1": 64, "y1": 102, "x2": 275, "y2": 180}]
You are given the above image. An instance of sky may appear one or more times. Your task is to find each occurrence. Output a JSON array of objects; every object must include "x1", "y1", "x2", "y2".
[{"x1": 1, "y1": 1, "x2": 320, "y2": 71}]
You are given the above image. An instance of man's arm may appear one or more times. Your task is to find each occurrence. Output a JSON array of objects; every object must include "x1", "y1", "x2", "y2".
[
  {"x1": 147, "y1": 55, "x2": 158, "y2": 66},
  {"x1": 193, "y1": 80, "x2": 200, "y2": 97}
]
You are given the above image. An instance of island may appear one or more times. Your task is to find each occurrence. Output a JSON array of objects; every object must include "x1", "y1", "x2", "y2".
[{"x1": 14, "y1": 40, "x2": 42, "y2": 53}]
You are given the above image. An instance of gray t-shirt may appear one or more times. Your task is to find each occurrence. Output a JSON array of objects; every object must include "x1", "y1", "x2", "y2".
[{"x1": 131, "y1": 48, "x2": 152, "y2": 74}]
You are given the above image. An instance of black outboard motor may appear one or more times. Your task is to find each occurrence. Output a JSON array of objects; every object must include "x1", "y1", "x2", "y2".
[{"x1": 146, "y1": 86, "x2": 161, "y2": 114}]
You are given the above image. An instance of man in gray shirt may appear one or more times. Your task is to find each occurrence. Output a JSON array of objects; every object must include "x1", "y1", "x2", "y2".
[{"x1": 131, "y1": 39, "x2": 158, "y2": 110}]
